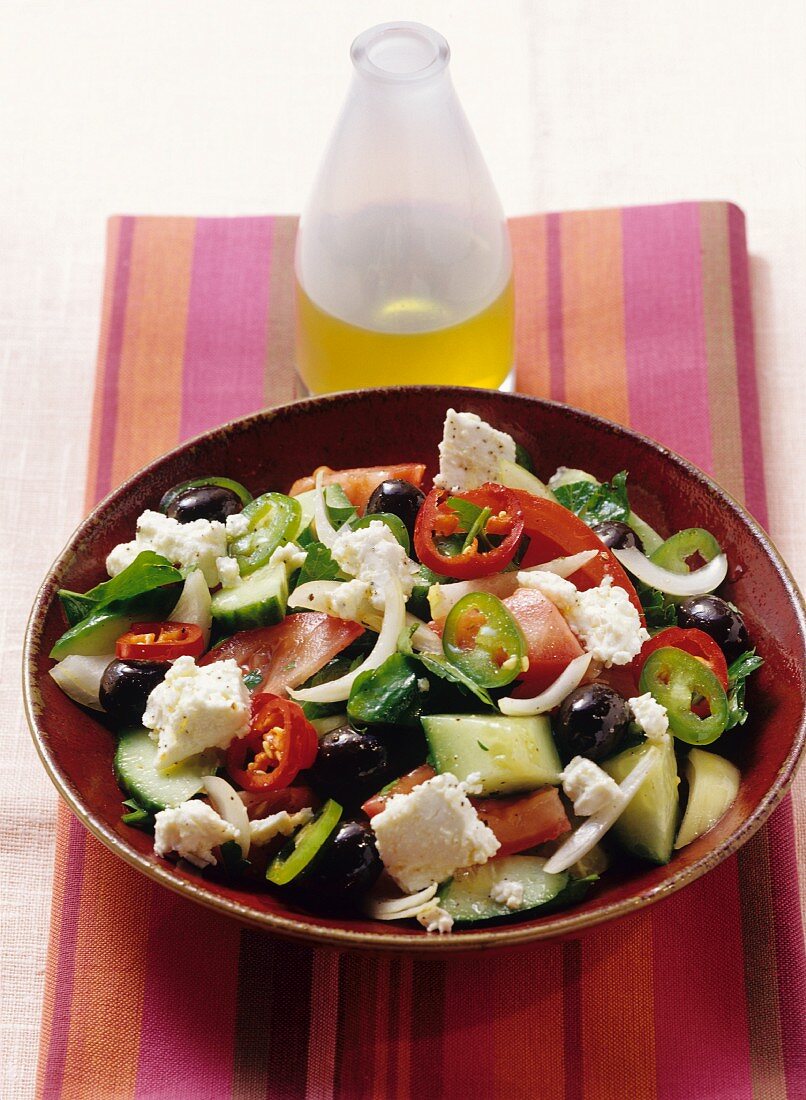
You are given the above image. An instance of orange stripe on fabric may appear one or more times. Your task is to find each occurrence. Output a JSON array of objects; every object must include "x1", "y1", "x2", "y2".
[
  {"x1": 265, "y1": 215, "x2": 301, "y2": 406},
  {"x1": 560, "y1": 209, "x2": 629, "y2": 424},
  {"x1": 110, "y1": 217, "x2": 195, "y2": 488},
  {"x1": 699, "y1": 203, "x2": 746, "y2": 499},
  {"x1": 84, "y1": 217, "x2": 122, "y2": 505},
  {"x1": 511, "y1": 214, "x2": 551, "y2": 397},
  {"x1": 580, "y1": 910, "x2": 657, "y2": 1100},
  {"x1": 59, "y1": 841, "x2": 151, "y2": 1100}
]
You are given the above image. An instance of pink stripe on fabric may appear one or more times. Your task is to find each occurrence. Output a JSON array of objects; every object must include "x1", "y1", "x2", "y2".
[
  {"x1": 547, "y1": 213, "x2": 566, "y2": 402},
  {"x1": 133, "y1": 889, "x2": 240, "y2": 1099},
  {"x1": 652, "y1": 860, "x2": 753, "y2": 1100},
  {"x1": 94, "y1": 217, "x2": 135, "y2": 503},
  {"x1": 40, "y1": 816, "x2": 88, "y2": 1100},
  {"x1": 180, "y1": 218, "x2": 274, "y2": 440},
  {"x1": 622, "y1": 204, "x2": 714, "y2": 473},
  {"x1": 726, "y1": 205, "x2": 768, "y2": 527}
]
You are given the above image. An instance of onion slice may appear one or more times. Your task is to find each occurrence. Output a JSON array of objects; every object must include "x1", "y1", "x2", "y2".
[
  {"x1": 313, "y1": 468, "x2": 338, "y2": 548},
  {"x1": 202, "y1": 774, "x2": 251, "y2": 858},
  {"x1": 289, "y1": 578, "x2": 406, "y2": 703},
  {"x1": 365, "y1": 881, "x2": 439, "y2": 920},
  {"x1": 612, "y1": 546, "x2": 728, "y2": 597},
  {"x1": 543, "y1": 747, "x2": 659, "y2": 874},
  {"x1": 499, "y1": 653, "x2": 592, "y2": 716},
  {"x1": 521, "y1": 549, "x2": 600, "y2": 578}
]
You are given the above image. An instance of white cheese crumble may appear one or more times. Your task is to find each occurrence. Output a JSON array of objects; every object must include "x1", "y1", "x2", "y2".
[
  {"x1": 371, "y1": 772, "x2": 500, "y2": 893},
  {"x1": 225, "y1": 512, "x2": 250, "y2": 539},
  {"x1": 629, "y1": 693, "x2": 671, "y2": 745},
  {"x1": 324, "y1": 578, "x2": 373, "y2": 621},
  {"x1": 153, "y1": 800, "x2": 238, "y2": 868},
  {"x1": 268, "y1": 542, "x2": 307, "y2": 572},
  {"x1": 561, "y1": 756, "x2": 624, "y2": 816},
  {"x1": 106, "y1": 509, "x2": 228, "y2": 587},
  {"x1": 433, "y1": 409, "x2": 517, "y2": 492},
  {"x1": 490, "y1": 879, "x2": 525, "y2": 910},
  {"x1": 331, "y1": 521, "x2": 418, "y2": 610},
  {"x1": 416, "y1": 902, "x2": 455, "y2": 934},
  {"x1": 216, "y1": 556, "x2": 241, "y2": 589},
  {"x1": 142, "y1": 655, "x2": 250, "y2": 770},
  {"x1": 249, "y1": 807, "x2": 314, "y2": 846},
  {"x1": 517, "y1": 570, "x2": 579, "y2": 613}
]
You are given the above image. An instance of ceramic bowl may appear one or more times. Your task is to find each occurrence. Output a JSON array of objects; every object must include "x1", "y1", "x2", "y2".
[{"x1": 23, "y1": 387, "x2": 806, "y2": 951}]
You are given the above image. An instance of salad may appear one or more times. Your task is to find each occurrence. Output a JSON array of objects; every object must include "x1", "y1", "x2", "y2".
[{"x1": 49, "y1": 409, "x2": 762, "y2": 933}]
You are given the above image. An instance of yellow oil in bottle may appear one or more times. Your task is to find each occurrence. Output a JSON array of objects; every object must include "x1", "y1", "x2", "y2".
[{"x1": 295, "y1": 278, "x2": 514, "y2": 394}]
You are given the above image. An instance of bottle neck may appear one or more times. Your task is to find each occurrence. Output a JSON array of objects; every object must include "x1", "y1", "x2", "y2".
[{"x1": 351, "y1": 22, "x2": 450, "y2": 87}]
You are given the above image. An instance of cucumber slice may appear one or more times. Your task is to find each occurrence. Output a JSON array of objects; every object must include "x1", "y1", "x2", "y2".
[
  {"x1": 437, "y1": 855, "x2": 569, "y2": 923},
  {"x1": 498, "y1": 458, "x2": 555, "y2": 500},
  {"x1": 114, "y1": 727, "x2": 216, "y2": 814},
  {"x1": 602, "y1": 738, "x2": 679, "y2": 864},
  {"x1": 422, "y1": 714, "x2": 562, "y2": 795},
  {"x1": 266, "y1": 799, "x2": 342, "y2": 885},
  {"x1": 210, "y1": 561, "x2": 288, "y2": 633},
  {"x1": 674, "y1": 748, "x2": 740, "y2": 849}
]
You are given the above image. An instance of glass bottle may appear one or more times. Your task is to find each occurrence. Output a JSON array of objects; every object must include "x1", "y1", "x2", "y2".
[{"x1": 295, "y1": 21, "x2": 513, "y2": 395}]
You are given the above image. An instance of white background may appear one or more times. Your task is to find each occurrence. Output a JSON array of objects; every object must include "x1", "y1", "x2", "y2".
[{"x1": 2, "y1": 2, "x2": 804, "y2": 1093}]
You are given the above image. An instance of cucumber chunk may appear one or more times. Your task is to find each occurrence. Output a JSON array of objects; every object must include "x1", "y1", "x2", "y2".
[
  {"x1": 602, "y1": 737, "x2": 679, "y2": 864},
  {"x1": 422, "y1": 714, "x2": 562, "y2": 795},
  {"x1": 498, "y1": 458, "x2": 555, "y2": 500},
  {"x1": 114, "y1": 727, "x2": 216, "y2": 814},
  {"x1": 674, "y1": 748, "x2": 740, "y2": 849},
  {"x1": 437, "y1": 855, "x2": 570, "y2": 923},
  {"x1": 211, "y1": 561, "x2": 288, "y2": 633}
]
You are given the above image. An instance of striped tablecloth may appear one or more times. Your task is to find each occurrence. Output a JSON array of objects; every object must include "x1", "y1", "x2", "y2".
[{"x1": 38, "y1": 203, "x2": 805, "y2": 1100}]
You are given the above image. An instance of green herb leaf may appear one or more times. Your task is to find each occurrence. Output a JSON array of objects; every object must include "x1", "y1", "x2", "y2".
[
  {"x1": 515, "y1": 442, "x2": 535, "y2": 474},
  {"x1": 323, "y1": 484, "x2": 358, "y2": 530},
  {"x1": 725, "y1": 649, "x2": 764, "y2": 730},
  {"x1": 120, "y1": 796, "x2": 155, "y2": 831},
  {"x1": 242, "y1": 669, "x2": 263, "y2": 691},
  {"x1": 554, "y1": 471, "x2": 631, "y2": 526},
  {"x1": 446, "y1": 496, "x2": 484, "y2": 532},
  {"x1": 636, "y1": 581, "x2": 678, "y2": 631},
  {"x1": 461, "y1": 506, "x2": 492, "y2": 553},
  {"x1": 219, "y1": 839, "x2": 249, "y2": 874},
  {"x1": 80, "y1": 551, "x2": 183, "y2": 609},
  {"x1": 58, "y1": 590, "x2": 98, "y2": 627},
  {"x1": 296, "y1": 542, "x2": 341, "y2": 586},
  {"x1": 348, "y1": 653, "x2": 423, "y2": 727},
  {"x1": 397, "y1": 625, "x2": 495, "y2": 708},
  {"x1": 477, "y1": 740, "x2": 489, "y2": 751}
]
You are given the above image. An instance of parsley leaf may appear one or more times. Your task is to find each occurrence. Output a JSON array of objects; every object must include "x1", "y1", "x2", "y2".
[
  {"x1": 120, "y1": 796, "x2": 155, "y2": 832},
  {"x1": 446, "y1": 496, "x2": 484, "y2": 531},
  {"x1": 725, "y1": 649, "x2": 764, "y2": 730},
  {"x1": 242, "y1": 668, "x2": 263, "y2": 691},
  {"x1": 636, "y1": 581, "x2": 678, "y2": 631},
  {"x1": 296, "y1": 541, "x2": 341, "y2": 586},
  {"x1": 398, "y1": 626, "x2": 495, "y2": 709},
  {"x1": 554, "y1": 471, "x2": 631, "y2": 526}
]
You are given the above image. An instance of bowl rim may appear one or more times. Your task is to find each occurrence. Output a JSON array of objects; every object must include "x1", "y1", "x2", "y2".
[{"x1": 22, "y1": 385, "x2": 806, "y2": 952}]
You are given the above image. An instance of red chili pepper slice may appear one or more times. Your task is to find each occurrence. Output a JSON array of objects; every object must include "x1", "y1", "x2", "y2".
[
  {"x1": 115, "y1": 621, "x2": 205, "y2": 661},
  {"x1": 226, "y1": 694, "x2": 319, "y2": 793},
  {"x1": 635, "y1": 626, "x2": 729, "y2": 690},
  {"x1": 413, "y1": 483, "x2": 525, "y2": 579}
]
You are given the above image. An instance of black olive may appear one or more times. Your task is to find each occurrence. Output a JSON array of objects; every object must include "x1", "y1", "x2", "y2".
[
  {"x1": 677, "y1": 595, "x2": 749, "y2": 662},
  {"x1": 99, "y1": 659, "x2": 171, "y2": 725},
  {"x1": 554, "y1": 683, "x2": 631, "y2": 762},
  {"x1": 166, "y1": 484, "x2": 242, "y2": 524},
  {"x1": 307, "y1": 728, "x2": 391, "y2": 806},
  {"x1": 293, "y1": 820, "x2": 383, "y2": 907},
  {"x1": 366, "y1": 479, "x2": 426, "y2": 540},
  {"x1": 590, "y1": 521, "x2": 644, "y2": 553}
]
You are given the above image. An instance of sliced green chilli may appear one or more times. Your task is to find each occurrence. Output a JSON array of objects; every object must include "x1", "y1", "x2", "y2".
[
  {"x1": 349, "y1": 512, "x2": 410, "y2": 553},
  {"x1": 650, "y1": 528, "x2": 721, "y2": 574},
  {"x1": 230, "y1": 492, "x2": 302, "y2": 576},
  {"x1": 639, "y1": 647, "x2": 728, "y2": 745},
  {"x1": 159, "y1": 477, "x2": 253, "y2": 514},
  {"x1": 266, "y1": 799, "x2": 342, "y2": 886},
  {"x1": 442, "y1": 592, "x2": 525, "y2": 689}
]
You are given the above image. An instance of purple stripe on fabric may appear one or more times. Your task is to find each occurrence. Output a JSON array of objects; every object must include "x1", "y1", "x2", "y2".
[
  {"x1": 40, "y1": 815, "x2": 88, "y2": 1100},
  {"x1": 180, "y1": 218, "x2": 274, "y2": 440},
  {"x1": 622, "y1": 204, "x2": 714, "y2": 472},
  {"x1": 562, "y1": 940, "x2": 583, "y2": 1100},
  {"x1": 652, "y1": 860, "x2": 753, "y2": 1100},
  {"x1": 133, "y1": 888, "x2": 239, "y2": 1099},
  {"x1": 94, "y1": 217, "x2": 135, "y2": 503},
  {"x1": 727, "y1": 205, "x2": 769, "y2": 527},
  {"x1": 547, "y1": 212, "x2": 566, "y2": 402}
]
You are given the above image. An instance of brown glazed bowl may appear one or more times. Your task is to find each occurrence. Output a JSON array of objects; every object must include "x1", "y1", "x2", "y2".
[{"x1": 23, "y1": 387, "x2": 806, "y2": 951}]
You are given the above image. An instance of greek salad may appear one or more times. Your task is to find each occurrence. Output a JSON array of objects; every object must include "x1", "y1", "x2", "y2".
[{"x1": 49, "y1": 410, "x2": 762, "y2": 933}]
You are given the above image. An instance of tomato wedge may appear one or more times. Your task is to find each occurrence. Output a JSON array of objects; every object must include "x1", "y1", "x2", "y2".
[
  {"x1": 635, "y1": 626, "x2": 728, "y2": 690},
  {"x1": 199, "y1": 613, "x2": 363, "y2": 695},
  {"x1": 502, "y1": 588, "x2": 584, "y2": 692},
  {"x1": 361, "y1": 764, "x2": 437, "y2": 818},
  {"x1": 116, "y1": 621, "x2": 204, "y2": 661},
  {"x1": 226, "y1": 694, "x2": 319, "y2": 792},
  {"x1": 472, "y1": 787, "x2": 570, "y2": 857},
  {"x1": 288, "y1": 463, "x2": 426, "y2": 511},
  {"x1": 414, "y1": 484, "x2": 525, "y2": 579},
  {"x1": 512, "y1": 490, "x2": 645, "y2": 622}
]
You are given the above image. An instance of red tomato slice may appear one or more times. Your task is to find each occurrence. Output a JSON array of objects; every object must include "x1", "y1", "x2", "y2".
[
  {"x1": 199, "y1": 613, "x2": 363, "y2": 696},
  {"x1": 288, "y1": 463, "x2": 426, "y2": 511},
  {"x1": 635, "y1": 626, "x2": 728, "y2": 689},
  {"x1": 361, "y1": 764, "x2": 437, "y2": 818},
  {"x1": 511, "y1": 490, "x2": 645, "y2": 623},
  {"x1": 503, "y1": 588, "x2": 584, "y2": 692},
  {"x1": 472, "y1": 787, "x2": 570, "y2": 857}
]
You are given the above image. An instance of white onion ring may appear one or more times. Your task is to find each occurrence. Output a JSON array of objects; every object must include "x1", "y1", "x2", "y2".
[
  {"x1": 313, "y1": 468, "x2": 338, "y2": 548},
  {"x1": 612, "y1": 547, "x2": 728, "y2": 597},
  {"x1": 521, "y1": 549, "x2": 600, "y2": 578},
  {"x1": 543, "y1": 747, "x2": 659, "y2": 874},
  {"x1": 202, "y1": 774, "x2": 251, "y2": 858},
  {"x1": 365, "y1": 882, "x2": 439, "y2": 920},
  {"x1": 499, "y1": 653, "x2": 592, "y2": 716}
]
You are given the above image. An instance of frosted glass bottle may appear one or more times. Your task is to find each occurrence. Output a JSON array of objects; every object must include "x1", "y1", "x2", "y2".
[{"x1": 295, "y1": 21, "x2": 513, "y2": 395}]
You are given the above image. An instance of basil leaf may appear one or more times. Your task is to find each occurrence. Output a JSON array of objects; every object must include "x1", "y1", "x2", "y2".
[
  {"x1": 515, "y1": 442, "x2": 535, "y2": 474},
  {"x1": 554, "y1": 471, "x2": 631, "y2": 526},
  {"x1": 636, "y1": 581, "x2": 677, "y2": 631},
  {"x1": 348, "y1": 653, "x2": 423, "y2": 728},
  {"x1": 79, "y1": 551, "x2": 183, "y2": 609},
  {"x1": 446, "y1": 496, "x2": 484, "y2": 532},
  {"x1": 725, "y1": 649, "x2": 764, "y2": 730},
  {"x1": 296, "y1": 542, "x2": 341, "y2": 586},
  {"x1": 399, "y1": 637, "x2": 495, "y2": 709},
  {"x1": 58, "y1": 590, "x2": 98, "y2": 627}
]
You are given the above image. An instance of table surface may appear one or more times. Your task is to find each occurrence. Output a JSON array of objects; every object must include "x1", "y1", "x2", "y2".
[{"x1": 2, "y1": 2, "x2": 805, "y2": 1094}]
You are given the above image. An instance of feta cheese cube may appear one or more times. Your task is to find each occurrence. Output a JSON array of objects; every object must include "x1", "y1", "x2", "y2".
[
  {"x1": 416, "y1": 902, "x2": 454, "y2": 934},
  {"x1": 516, "y1": 570, "x2": 579, "y2": 613},
  {"x1": 267, "y1": 542, "x2": 308, "y2": 573},
  {"x1": 249, "y1": 808, "x2": 314, "y2": 846},
  {"x1": 331, "y1": 521, "x2": 418, "y2": 609},
  {"x1": 562, "y1": 756, "x2": 623, "y2": 816},
  {"x1": 153, "y1": 800, "x2": 238, "y2": 868},
  {"x1": 567, "y1": 576, "x2": 649, "y2": 666},
  {"x1": 216, "y1": 556, "x2": 241, "y2": 590},
  {"x1": 433, "y1": 409, "x2": 517, "y2": 492},
  {"x1": 489, "y1": 878, "x2": 525, "y2": 910},
  {"x1": 629, "y1": 693, "x2": 670, "y2": 745},
  {"x1": 106, "y1": 509, "x2": 228, "y2": 587},
  {"x1": 225, "y1": 512, "x2": 250, "y2": 538},
  {"x1": 371, "y1": 772, "x2": 500, "y2": 893},
  {"x1": 142, "y1": 655, "x2": 250, "y2": 769},
  {"x1": 324, "y1": 578, "x2": 373, "y2": 621}
]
